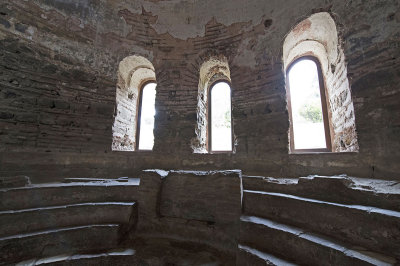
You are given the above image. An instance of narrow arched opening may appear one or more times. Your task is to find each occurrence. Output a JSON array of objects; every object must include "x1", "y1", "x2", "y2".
[
  {"x1": 283, "y1": 12, "x2": 359, "y2": 153},
  {"x1": 192, "y1": 56, "x2": 234, "y2": 153},
  {"x1": 112, "y1": 55, "x2": 157, "y2": 151},
  {"x1": 286, "y1": 57, "x2": 331, "y2": 151},
  {"x1": 137, "y1": 82, "x2": 157, "y2": 150},
  {"x1": 209, "y1": 81, "x2": 233, "y2": 152}
]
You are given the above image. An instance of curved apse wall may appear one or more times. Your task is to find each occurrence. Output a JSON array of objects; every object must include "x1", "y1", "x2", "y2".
[{"x1": 0, "y1": 1, "x2": 399, "y2": 181}]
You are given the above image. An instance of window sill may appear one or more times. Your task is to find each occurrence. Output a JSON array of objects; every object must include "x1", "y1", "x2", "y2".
[
  {"x1": 111, "y1": 150, "x2": 153, "y2": 153},
  {"x1": 209, "y1": 151, "x2": 234, "y2": 154},
  {"x1": 289, "y1": 151, "x2": 359, "y2": 155}
]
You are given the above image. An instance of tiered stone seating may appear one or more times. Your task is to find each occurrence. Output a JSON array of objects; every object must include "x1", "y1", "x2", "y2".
[
  {"x1": 0, "y1": 178, "x2": 139, "y2": 265},
  {"x1": 2, "y1": 172, "x2": 399, "y2": 265},
  {"x1": 237, "y1": 175, "x2": 400, "y2": 266},
  {"x1": 0, "y1": 202, "x2": 136, "y2": 237},
  {"x1": 0, "y1": 177, "x2": 140, "y2": 211}
]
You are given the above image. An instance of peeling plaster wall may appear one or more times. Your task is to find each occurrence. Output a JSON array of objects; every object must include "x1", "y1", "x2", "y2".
[{"x1": 0, "y1": 0, "x2": 399, "y2": 181}]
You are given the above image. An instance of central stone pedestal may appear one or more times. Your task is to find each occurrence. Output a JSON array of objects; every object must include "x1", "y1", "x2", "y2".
[{"x1": 136, "y1": 169, "x2": 242, "y2": 255}]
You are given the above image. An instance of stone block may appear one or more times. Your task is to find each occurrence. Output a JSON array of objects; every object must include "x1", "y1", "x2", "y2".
[{"x1": 160, "y1": 170, "x2": 242, "y2": 224}]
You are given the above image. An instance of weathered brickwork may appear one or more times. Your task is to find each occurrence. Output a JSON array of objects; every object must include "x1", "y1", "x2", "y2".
[
  {"x1": 327, "y1": 50, "x2": 359, "y2": 152},
  {"x1": 0, "y1": 0, "x2": 399, "y2": 181}
]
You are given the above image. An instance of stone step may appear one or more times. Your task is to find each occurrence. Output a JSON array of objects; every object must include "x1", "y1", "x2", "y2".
[
  {"x1": 243, "y1": 190, "x2": 400, "y2": 259},
  {"x1": 242, "y1": 175, "x2": 400, "y2": 212},
  {"x1": 62, "y1": 177, "x2": 130, "y2": 183},
  {"x1": 0, "y1": 224, "x2": 123, "y2": 265},
  {"x1": 16, "y1": 248, "x2": 142, "y2": 265},
  {"x1": 240, "y1": 215, "x2": 397, "y2": 266},
  {"x1": 0, "y1": 202, "x2": 136, "y2": 238},
  {"x1": 0, "y1": 179, "x2": 140, "y2": 211},
  {"x1": 237, "y1": 244, "x2": 297, "y2": 266}
]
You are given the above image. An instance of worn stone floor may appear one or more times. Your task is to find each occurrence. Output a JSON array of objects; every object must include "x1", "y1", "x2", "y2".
[{"x1": 130, "y1": 237, "x2": 234, "y2": 266}]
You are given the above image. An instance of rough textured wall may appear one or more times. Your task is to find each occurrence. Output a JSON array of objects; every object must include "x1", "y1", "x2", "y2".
[
  {"x1": 0, "y1": 0, "x2": 399, "y2": 181},
  {"x1": 137, "y1": 170, "x2": 242, "y2": 253}
]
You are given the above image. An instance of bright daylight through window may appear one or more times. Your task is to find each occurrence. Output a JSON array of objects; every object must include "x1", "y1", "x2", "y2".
[
  {"x1": 288, "y1": 59, "x2": 327, "y2": 150},
  {"x1": 138, "y1": 82, "x2": 156, "y2": 150},
  {"x1": 210, "y1": 81, "x2": 232, "y2": 151}
]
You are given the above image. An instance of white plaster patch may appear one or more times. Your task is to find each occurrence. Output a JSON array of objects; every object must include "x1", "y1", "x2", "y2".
[
  {"x1": 26, "y1": 26, "x2": 36, "y2": 40},
  {"x1": 140, "y1": 0, "x2": 274, "y2": 39}
]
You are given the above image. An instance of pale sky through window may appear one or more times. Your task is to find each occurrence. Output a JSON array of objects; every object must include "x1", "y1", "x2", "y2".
[
  {"x1": 288, "y1": 59, "x2": 326, "y2": 149},
  {"x1": 138, "y1": 82, "x2": 156, "y2": 150},
  {"x1": 211, "y1": 82, "x2": 232, "y2": 151}
]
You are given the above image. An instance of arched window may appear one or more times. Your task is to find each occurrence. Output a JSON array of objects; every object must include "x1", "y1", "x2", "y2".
[
  {"x1": 283, "y1": 12, "x2": 359, "y2": 153},
  {"x1": 209, "y1": 81, "x2": 232, "y2": 152},
  {"x1": 287, "y1": 57, "x2": 331, "y2": 151},
  {"x1": 137, "y1": 82, "x2": 157, "y2": 150},
  {"x1": 192, "y1": 56, "x2": 235, "y2": 153},
  {"x1": 112, "y1": 55, "x2": 157, "y2": 151}
]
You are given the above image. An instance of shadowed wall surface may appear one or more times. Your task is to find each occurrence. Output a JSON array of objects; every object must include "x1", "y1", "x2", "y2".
[{"x1": 0, "y1": 0, "x2": 399, "y2": 182}]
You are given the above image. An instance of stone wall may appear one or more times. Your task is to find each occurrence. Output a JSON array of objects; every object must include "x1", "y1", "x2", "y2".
[
  {"x1": 0, "y1": 0, "x2": 399, "y2": 181},
  {"x1": 136, "y1": 170, "x2": 242, "y2": 254}
]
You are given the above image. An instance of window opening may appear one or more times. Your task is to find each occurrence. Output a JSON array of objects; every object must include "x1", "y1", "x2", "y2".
[
  {"x1": 287, "y1": 57, "x2": 331, "y2": 151},
  {"x1": 209, "y1": 81, "x2": 232, "y2": 152},
  {"x1": 137, "y1": 82, "x2": 157, "y2": 150},
  {"x1": 283, "y1": 12, "x2": 358, "y2": 152},
  {"x1": 112, "y1": 55, "x2": 156, "y2": 151}
]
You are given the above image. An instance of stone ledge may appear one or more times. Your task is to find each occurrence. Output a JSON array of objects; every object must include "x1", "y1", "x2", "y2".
[
  {"x1": 0, "y1": 224, "x2": 122, "y2": 264},
  {"x1": 0, "y1": 202, "x2": 136, "y2": 238},
  {"x1": 237, "y1": 244, "x2": 297, "y2": 266},
  {"x1": 242, "y1": 175, "x2": 400, "y2": 211},
  {"x1": 18, "y1": 248, "x2": 139, "y2": 266},
  {"x1": 0, "y1": 180, "x2": 140, "y2": 211}
]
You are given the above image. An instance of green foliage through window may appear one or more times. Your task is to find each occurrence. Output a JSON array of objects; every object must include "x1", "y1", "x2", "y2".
[{"x1": 299, "y1": 102, "x2": 322, "y2": 123}]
